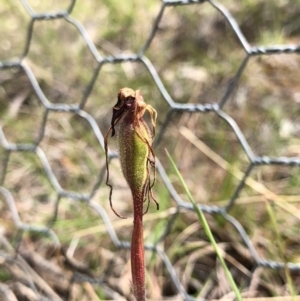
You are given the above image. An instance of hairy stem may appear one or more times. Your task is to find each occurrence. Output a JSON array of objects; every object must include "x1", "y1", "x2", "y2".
[{"x1": 131, "y1": 196, "x2": 145, "y2": 300}]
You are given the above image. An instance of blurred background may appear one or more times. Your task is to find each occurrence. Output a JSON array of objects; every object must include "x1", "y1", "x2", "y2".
[{"x1": 1, "y1": 0, "x2": 300, "y2": 300}]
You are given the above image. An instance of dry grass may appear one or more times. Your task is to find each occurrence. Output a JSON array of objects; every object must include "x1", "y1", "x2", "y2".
[{"x1": 1, "y1": 0, "x2": 300, "y2": 300}]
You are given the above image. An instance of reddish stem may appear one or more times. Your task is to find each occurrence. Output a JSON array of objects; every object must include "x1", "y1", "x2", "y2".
[{"x1": 131, "y1": 192, "x2": 145, "y2": 301}]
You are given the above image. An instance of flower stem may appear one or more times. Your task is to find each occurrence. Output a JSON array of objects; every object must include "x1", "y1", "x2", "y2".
[
  {"x1": 131, "y1": 196, "x2": 145, "y2": 300},
  {"x1": 105, "y1": 88, "x2": 158, "y2": 301}
]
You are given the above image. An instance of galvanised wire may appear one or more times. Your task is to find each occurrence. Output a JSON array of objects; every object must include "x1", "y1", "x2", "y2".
[{"x1": 1, "y1": 0, "x2": 300, "y2": 300}]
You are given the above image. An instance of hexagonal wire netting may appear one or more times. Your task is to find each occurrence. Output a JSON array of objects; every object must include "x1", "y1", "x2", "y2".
[{"x1": 1, "y1": 0, "x2": 300, "y2": 300}]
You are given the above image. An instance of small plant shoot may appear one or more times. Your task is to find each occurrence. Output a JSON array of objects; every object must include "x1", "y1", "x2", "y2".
[{"x1": 105, "y1": 88, "x2": 158, "y2": 301}]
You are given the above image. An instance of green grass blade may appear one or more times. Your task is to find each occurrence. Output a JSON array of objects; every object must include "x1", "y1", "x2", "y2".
[
  {"x1": 265, "y1": 202, "x2": 296, "y2": 297},
  {"x1": 165, "y1": 149, "x2": 243, "y2": 301}
]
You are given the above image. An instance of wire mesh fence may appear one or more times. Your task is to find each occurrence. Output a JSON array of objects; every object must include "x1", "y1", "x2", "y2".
[{"x1": 1, "y1": 0, "x2": 300, "y2": 300}]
